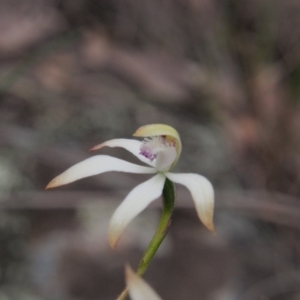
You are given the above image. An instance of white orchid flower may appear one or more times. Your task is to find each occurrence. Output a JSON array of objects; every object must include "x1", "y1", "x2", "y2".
[
  {"x1": 46, "y1": 124, "x2": 214, "y2": 248},
  {"x1": 126, "y1": 265, "x2": 163, "y2": 300}
]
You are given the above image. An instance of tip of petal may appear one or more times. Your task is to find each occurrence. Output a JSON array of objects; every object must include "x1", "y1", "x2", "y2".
[
  {"x1": 108, "y1": 229, "x2": 121, "y2": 249},
  {"x1": 205, "y1": 221, "x2": 215, "y2": 232},
  {"x1": 45, "y1": 177, "x2": 63, "y2": 189},
  {"x1": 125, "y1": 264, "x2": 163, "y2": 300},
  {"x1": 125, "y1": 265, "x2": 142, "y2": 290},
  {"x1": 89, "y1": 143, "x2": 105, "y2": 152},
  {"x1": 109, "y1": 240, "x2": 118, "y2": 250},
  {"x1": 199, "y1": 206, "x2": 215, "y2": 232},
  {"x1": 199, "y1": 207, "x2": 215, "y2": 232},
  {"x1": 125, "y1": 265, "x2": 135, "y2": 281}
]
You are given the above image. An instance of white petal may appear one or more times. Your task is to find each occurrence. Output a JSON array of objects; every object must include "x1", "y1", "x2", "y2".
[
  {"x1": 126, "y1": 266, "x2": 163, "y2": 300},
  {"x1": 109, "y1": 173, "x2": 165, "y2": 248},
  {"x1": 90, "y1": 138, "x2": 155, "y2": 166},
  {"x1": 165, "y1": 172, "x2": 214, "y2": 231},
  {"x1": 46, "y1": 155, "x2": 156, "y2": 189}
]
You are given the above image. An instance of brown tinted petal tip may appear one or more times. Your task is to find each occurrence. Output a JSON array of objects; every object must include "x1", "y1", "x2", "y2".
[
  {"x1": 206, "y1": 221, "x2": 215, "y2": 232},
  {"x1": 89, "y1": 143, "x2": 104, "y2": 152},
  {"x1": 45, "y1": 177, "x2": 62, "y2": 189}
]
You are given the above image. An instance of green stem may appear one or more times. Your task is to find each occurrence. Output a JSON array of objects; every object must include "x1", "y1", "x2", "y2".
[
  {"x1": 137, "y1": 178, "x2": 175, "y2": 275},
  {"x1": 117, "y1": 178, "x2": 176, "y2": 300}
]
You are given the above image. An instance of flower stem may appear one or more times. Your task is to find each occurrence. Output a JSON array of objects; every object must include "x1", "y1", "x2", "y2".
[
  {"x1": 137, "y1": 178, "x2": 175, "y2": 275},
  {"x1": 116, "y1": 178, "x2": 176, "y2": 300}
]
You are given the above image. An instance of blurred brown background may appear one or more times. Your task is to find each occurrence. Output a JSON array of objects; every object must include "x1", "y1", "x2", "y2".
[{"x1": 1, "y1": 0, "x2": 300, "y2": 299}]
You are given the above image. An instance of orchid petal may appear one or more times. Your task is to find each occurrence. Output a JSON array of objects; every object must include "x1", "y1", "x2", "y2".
[
  {"x1": 165, "y1": 172, "x2": 214, "y2": 231},
  {"x1": 90, "y1": 138, "x2": 155, "y2": 167},
  {"x1": 133, "y1": 124, "x2": 182, "y2": 169},
  {"x1": 46, "y1": 155, "x2": 156, "y2": 189},
  {"x1": 126, "y1": 266, "x2": 163, "y2": 300},
  {"x1": 109, "y1": 173, "x2": 165, "y2": 248}
]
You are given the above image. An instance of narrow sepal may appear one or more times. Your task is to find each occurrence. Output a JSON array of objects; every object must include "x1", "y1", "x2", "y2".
[
  {"x1": 90, "y1": 138, "x2": 154, "y2": 166},
  {"x1": 46, "y1": 155, "x2": 156, "y2": 189},
  {"x1": 109, "y1": 174, "x2": 165, "y2": 248},
  {"x1": 165, "y1": 172, "x2": 214, "y2": 231}
]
